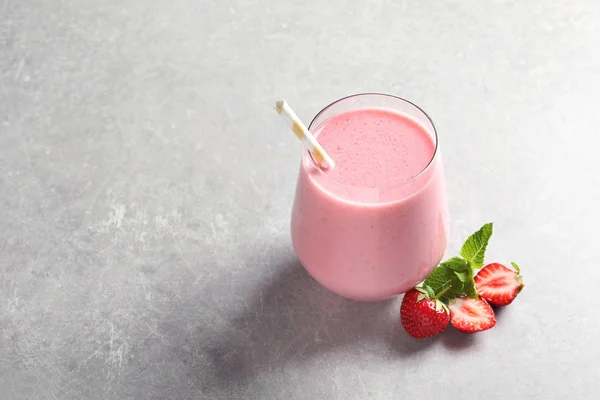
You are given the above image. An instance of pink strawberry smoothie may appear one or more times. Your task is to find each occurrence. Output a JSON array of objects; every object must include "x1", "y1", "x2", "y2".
[{"x1": 291, "y1": 107, "x2": 449, "y2": 301}]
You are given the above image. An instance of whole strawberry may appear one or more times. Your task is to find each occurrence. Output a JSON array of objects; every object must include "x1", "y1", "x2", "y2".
[
  {"x1": 400, "y1": 287, "x2": 450, "y2": 339},
  {"x1": 474, "y1": 262, "x2": 524, "y2": 306}
]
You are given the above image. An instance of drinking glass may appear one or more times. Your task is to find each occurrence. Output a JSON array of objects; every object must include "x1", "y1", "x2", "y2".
[{"x1": 291, "y1": 93, "x2": 449, "y2": 301}]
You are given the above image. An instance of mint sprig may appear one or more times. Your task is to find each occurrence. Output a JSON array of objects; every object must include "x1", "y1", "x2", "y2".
[
  {"x1": 421, "y1": 223, "x2": 494, "y2": 302},
  {"x1": 423, "y1": 257, "x2": 478, "y2": 300}
]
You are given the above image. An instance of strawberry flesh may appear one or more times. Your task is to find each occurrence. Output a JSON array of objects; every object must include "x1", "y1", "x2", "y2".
[
  {"x1": 400, "y1": 289, "x2": 450, "y2": 339},
  {"x1": 474, "y1": 263, "x2": 524, "y2": 306},
  {"x1": 449, "y1": 297, "x2": 496, "y2": 333}
]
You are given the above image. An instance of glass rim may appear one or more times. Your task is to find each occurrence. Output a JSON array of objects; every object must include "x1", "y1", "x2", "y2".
[{"x1": 305, "y1": 92, "x2": 440, "y2": 189}]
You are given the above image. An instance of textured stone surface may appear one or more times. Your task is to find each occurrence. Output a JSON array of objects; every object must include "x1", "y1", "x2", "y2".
[{"x1": 1, "y1": 0, "x2": 599, "y2": 398}]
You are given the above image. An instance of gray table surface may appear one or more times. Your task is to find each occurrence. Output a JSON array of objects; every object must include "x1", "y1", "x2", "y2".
[{"x1": 2, "y1": 0, "x2": 599, "y2": 399}]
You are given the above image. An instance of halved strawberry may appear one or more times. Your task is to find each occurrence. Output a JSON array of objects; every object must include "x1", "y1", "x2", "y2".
[
  {"x1": 474, "y1": 262, "x2": 524, "y2": 306},
  {"x1": 449, "y1": 297, "x2": 496, "y2": 333}
]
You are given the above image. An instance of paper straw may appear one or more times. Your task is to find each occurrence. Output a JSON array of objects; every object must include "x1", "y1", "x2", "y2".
[{"x1": 273, "y1": 99, "x2": 335, "y2": 169}]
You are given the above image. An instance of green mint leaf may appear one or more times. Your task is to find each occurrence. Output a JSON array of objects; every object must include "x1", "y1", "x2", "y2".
[
  {"x1": 423, "y1": 267, "x2": 466, "y2": 301},
  {"x1": 462, "y1": 269, "x2": 478, "y2": 299},
  {"x1": 444, "y1": 273, "x2": 470, "y2": 300},
  {"x1": 460, "y1": 223, "x2": 493, "y2": 269},
  {"x1": 441, "y1": 256, "x2": 470, "y2": 271},
  {"x1": 439, "y1": 257, "x2": 478, "y2": 298},
  {"x1": 454, "y1": 270, "x2": 469, "y2": 283},
  {"x1": 439, "y1": 257, "x2": 469, "y2": 284},
  {"x1": 423, "y1": 267, "x2": 454, "y2": 294},
  {"x1": 423, "y1": 257, "x2": 479, "y2": 301}
]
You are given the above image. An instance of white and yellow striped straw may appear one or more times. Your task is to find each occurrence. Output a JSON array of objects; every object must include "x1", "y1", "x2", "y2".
[{"x1": 273, "y1": 99, "x2": 335, "y2": 169}]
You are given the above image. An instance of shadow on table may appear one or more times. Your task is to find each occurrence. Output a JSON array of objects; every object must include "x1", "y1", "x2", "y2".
[{"x1": 203, "y1": 253, "x2": 435, "y2": 390}]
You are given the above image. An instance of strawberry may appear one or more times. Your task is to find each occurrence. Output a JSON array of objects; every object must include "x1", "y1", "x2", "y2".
[
  {"x1": 400, "y1": 287, "x2": 450, "y2": 339},
  {"x1": 474, "y1": 262, "x2": 524, "y2": 306},
  {"x1": 449, "y1": 297, "x2": 496, "y2": 333}
]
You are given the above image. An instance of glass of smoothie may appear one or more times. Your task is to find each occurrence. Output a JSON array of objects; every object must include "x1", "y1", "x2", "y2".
[{"x1": 291, "y1": 93, "x2": 449, "y2": 301}]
